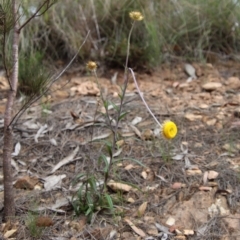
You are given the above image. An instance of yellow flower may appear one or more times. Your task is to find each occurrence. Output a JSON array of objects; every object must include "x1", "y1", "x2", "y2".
[
  {"x1": 86, "y1": 61, "x2": 97, "y2": 71},
  {"x1": 161, "y1": 120, "x2": 178, "y2": 139},
  {"x1": 129, "y1": 11, "x2": 144, "y2": 21}
]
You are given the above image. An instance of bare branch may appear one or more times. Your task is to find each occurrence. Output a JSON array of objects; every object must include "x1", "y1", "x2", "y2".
[
  {"x1": 10, "y1": 30, "x2": 90, "y2": 127},
  {"x1": 18, "y1": 0, "x2": 55, "y2": 32}
]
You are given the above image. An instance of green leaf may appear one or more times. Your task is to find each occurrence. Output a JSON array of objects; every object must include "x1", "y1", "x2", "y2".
[
  {"x1": 99, "y1": 154, "x2": 110, "y2": 173},
  {"x1": 88, "y1": 177, "x2": 97, "y2": 192},
  {"x1": 118, "y1": 92, "x2": 123, "y2": 100},
  {"x1": 118, "y1": 111, "x2": 128, "y2": 121},
  {"x1": 103, "y1": 99, "x2": 109, "y2": 109},
  {"x1": 85, "y1": 207, "x2": 93, "y2": 216},
  {"x1": 72, "y1": 173, "x2": 85, "y2": 185},
  {"x1": 109, "y1": 101, "x2": 119, "y2": 111},
  {"x1": 77, "y1": 184, "x2": 84, "y2": 200},
  {"x1": 105, "y1": 194, "x2": 114, "y2": 212},
  {"x1": 71, "y1": 201, "x2": 80, "y2": 216}
]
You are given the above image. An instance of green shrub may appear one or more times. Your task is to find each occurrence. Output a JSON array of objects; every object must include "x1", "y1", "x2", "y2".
[{"x1": 18, "y1": 51, "x2": 51, "y2": 97}]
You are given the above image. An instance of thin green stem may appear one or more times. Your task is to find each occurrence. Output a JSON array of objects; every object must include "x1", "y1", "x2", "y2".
[{"x1": 124, "y1": 22, "x2": 135, "y2": 74}]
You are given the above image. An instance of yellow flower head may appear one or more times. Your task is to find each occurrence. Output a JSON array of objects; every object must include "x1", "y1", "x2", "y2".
[
  {"x1": 161, "y1": 120, "x2": 178, "y2": 139},
  {"x1": 129, "y1": 11, "x2": 144, "y2": 21},
  {"x1": 86, "y1": 61, "x2": 97, "y2": 71}
]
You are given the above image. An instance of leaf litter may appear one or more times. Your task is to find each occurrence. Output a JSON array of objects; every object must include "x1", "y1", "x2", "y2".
[{"x1": 1, "y1": 62, "x2": 240, "y2": 239}]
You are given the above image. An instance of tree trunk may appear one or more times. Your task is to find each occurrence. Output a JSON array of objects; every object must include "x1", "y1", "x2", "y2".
[{"x1": 3, "y1": 0, "x2": 19, "y2": 221}]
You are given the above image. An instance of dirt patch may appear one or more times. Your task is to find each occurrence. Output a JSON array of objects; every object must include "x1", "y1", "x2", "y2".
[{"x1": 1, "y1": 61, "x2": 240, "y2": 239}]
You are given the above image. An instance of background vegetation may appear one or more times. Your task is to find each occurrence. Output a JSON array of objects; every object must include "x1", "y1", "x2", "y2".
[{"x1": 13, "y1": 0, "x2": 240, "y2": 71}]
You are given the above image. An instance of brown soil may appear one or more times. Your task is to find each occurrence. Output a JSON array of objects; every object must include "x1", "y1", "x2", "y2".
[{"x1": 1, "y1": 61, "x2": 240, "y2": 239}]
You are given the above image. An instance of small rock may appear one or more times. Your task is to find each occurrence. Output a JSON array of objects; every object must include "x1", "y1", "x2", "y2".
[
  {"x1": 226, "y1": 77, "x2": 240, "y2": 88},
  {"x1": 166, "y1": 217, "x2": 175, "y2": 226}
]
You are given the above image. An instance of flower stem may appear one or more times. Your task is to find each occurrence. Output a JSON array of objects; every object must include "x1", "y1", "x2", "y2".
[{"x1": 129, "y1": 68, "x2": 162, "y2": 127}]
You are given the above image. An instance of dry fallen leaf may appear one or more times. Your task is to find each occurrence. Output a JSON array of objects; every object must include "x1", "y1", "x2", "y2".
[
  {"x1": 107, "y1": 181, "x2": 132, "y2": 192},
  {"x1": 174, "y1": 236, "x2": 186, "y2": 240},
  {"x1": 146, "y1": 224, "x2": 159, "y2": 236},
  {"x1": 14, "y1": 176, "x2": 39, "y2": 190},
  {"x1": 70, "y1": 81, "x2": 100, "y2": 96},
  {"x1": 141, "y1": 171, "x2": 147, "y2": 179},
  {"x1": 36, "y1": 216, "x2": 54, "y2": 227},
  {"x1": 202, "y1": 82, "x2": 222, "y2": 91},
  {"x1": 184, "y1": 113, "x2": 203, "y2": 121},
  {"x1": 203, "y1": 171, "x2": 209, "y2": 185},
  {"x1": 207, "y1": 170, "x2": 219, "y2": 180},
  {"x1": 51, "y1": 146, "x2": 80, "y2": 173},
  {"x1": 183, "y1": 229, "x2": 194, "y2": 235},
  {"x1": 116, "y1": 139, "x2": 124, "y2": 148},
  {"x1": 127, "y1": 197, "x2": 135, "y2": 203},
  {"x1": 11, "y1": 142, "x2": 21, "y2": 157},
  {"x1": 35, "y1": 124, "x2": 48, "y2": 143},
  {"x1": 137, "y1": 202, "x2": 148, "y2": 217},
  {"x1": 129, "y1": 124, "x2": 142, "y2": 138},
  {"x1": 124, "y1": 164, "x2": 134, "y2": 170},
  {"x1": 131, "y1": 116, "x2": 142, "y2": 125},
  {"x1": 0, "y1": 76, "x2": 9, "y2": 90},
  {"x1": 186, "y1": 169, "x2": 202, "y2": 176},
  {"x1": 44, "y1": 174, "x2": 66, "y2": 191},
  {"x1": 141, "y1": 129, "x2": 154, "y2": 140},
  {"x1": 69, "y1": 218, "x2": 87, "y2": 232},
  {"x1": 4, "y1": 228, "x2": 17, "y2": 238},
  {"x1": 199, "y1": 186, "x2": 212, "y2": 191},
  {"x1": 124, "y1": 218, "x2": 146, "y2": 237}
]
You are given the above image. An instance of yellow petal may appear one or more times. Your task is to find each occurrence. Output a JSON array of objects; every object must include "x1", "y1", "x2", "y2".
[{"x1": 162, "y1": 120, "x2": 178, "y2": 139}]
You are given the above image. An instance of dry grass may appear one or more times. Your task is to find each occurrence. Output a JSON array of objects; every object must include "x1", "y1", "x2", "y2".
[{"x1": 17, "y1": 0, "x2": 240, "y2": 70}]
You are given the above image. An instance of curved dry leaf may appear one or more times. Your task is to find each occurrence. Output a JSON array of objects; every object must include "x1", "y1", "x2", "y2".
[
  {"x1": 116, "y1": 139, "x2": 124, "y2": 148},
  {"x1": 127, "y1": 198, "x2": 135, "y2": 203},
  {"x1": 124, "y1": 218, "x2": 146, "y2": 237},
  {"x1": 35, "y1": 124, "x2": 48, "y2": 143},
  {"x1": 184, "y1": 113, "x2": 202, "y2": 121},
  {"x1": 141, "y1": 129, "x2": 154, "y2": 140},
  {"x1": 12, "y1": 142, "x2": 21, "y2": 157},
  {"x1": 202, "y1": 82, "x2": 222, "y2": 91},
  {"x1": 129, "y1": 124, "x2": 142, "y2": 138},
  {"x1": 131, "y1": 116, "x2": 142, "y2": 125},
  {"x1": 51, "y1": 146, "x2": 80, "y2": 173},
  {"x1": 125, "y1": 164, "x2": 134, "y2": 170},
  {"x1": 185, "y1": 63, "x2": 197, "y2": 79},
  {"x1": 4, "y1": 229, "x2": 17, "y2": 238},
  {"x1": 186, "y1": 169, "x2": 202, "y2": 176},
  {"x1": 50, "y1": 138, "x2": 57, "y2": 146},
  {"x1": 203, "y1": 171, "x2": 209, "y2": 185},
  {"x1": 107, "y1": 181, "x2": 132, "y2": 192},
  {"x1": 183, "y1": 229, "x2": 194, "y2": 235},
  {"x1": 137, "y1": 202, "x2": 148, "y2": 217},
  {"x1": 92, "y1": 132, "x2": 111, "y2": 141},
  {"x1": 199, "y1": 186, "x2": 212, "y2": 191},
  {"x1": 141, "y1": 171, "x2": 147, "y2": 179}
]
